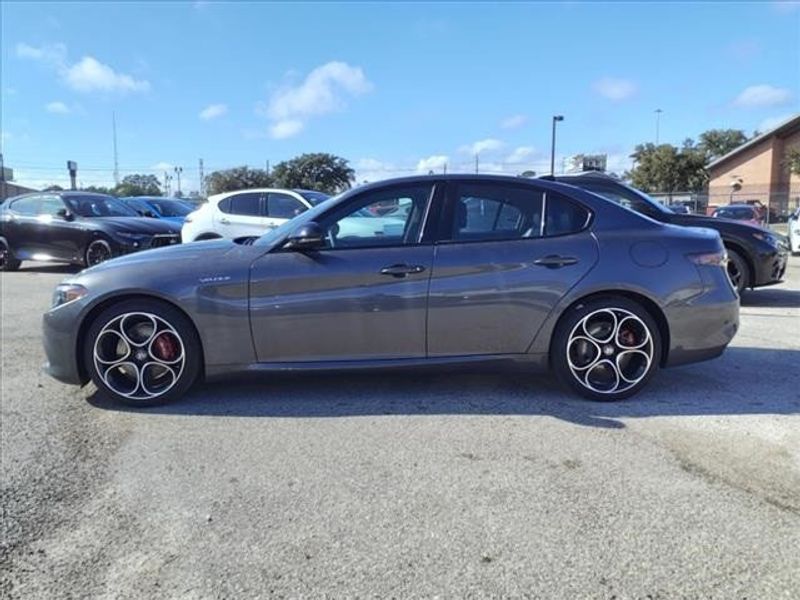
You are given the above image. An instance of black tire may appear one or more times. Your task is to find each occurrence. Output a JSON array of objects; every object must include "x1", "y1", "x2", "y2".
[
  {"x1": 85, "y1": 238, "x2": 113, "y2": 267},
  {"x1": 83, "y1": 298, "x2": 202, "y2": 407},
  {"x1": 0, "y1": 238, "x2": 21, "y2": 271},
  {"x1": 725, "y1": 248, "x2": 750, "y2": 294},
  {"x1": 550, "y1": 296, "x2": 662, "y2": 402}
]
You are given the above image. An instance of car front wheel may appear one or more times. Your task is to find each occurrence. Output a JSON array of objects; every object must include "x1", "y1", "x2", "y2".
[
  {"x1": 0, "y1": 239, "x2": 21, "y2": 271},
  {"x1": 725, "y1": 248, "x2": 749, "y2": 294},
  {"x1": 83, "y1": 299, "x2": 202, "y2": 406},
  {"x1": 551, "y1": 297, "x2": 662, "y2": 401},
  {"x1": 85, "y1": 239, "x2": 113, "y2": 267}
]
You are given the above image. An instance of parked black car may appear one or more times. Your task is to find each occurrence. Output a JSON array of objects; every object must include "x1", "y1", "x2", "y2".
[
  {"x1": 0, "y1": 192, "x2": 181, "y2": 271},
  {"x1": 552, "y1": 173, "x2": 788, "y2": 293}
]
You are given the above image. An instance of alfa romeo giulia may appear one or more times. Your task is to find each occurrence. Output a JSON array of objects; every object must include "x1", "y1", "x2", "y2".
[{"x1": 43, "y1": 175, "x2": 739, "y2": 406}]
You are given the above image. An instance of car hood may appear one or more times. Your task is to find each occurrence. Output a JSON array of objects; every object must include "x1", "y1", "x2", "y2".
[
  {"x1": 665, "y1": 213, "x2": 767, "y2": 234},
  {"x1": 80, "y1": 216, "x2": 182, "y2": 234},
  {"x1": 81, "y1": 239, "x2": 241, "y2": 274}
]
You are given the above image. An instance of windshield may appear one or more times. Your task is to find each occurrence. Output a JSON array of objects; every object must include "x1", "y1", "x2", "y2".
[
  {"x1": 147, "y1": 199, "x2": 195, "y2": 217},
  {"x1": 566, "y1": 178, "x2": 671, "y2": 218},
  {"x1": 295, "y1": 190, "x2": 331, "y2": 205},
  {"x1": 65, "y1": 195, "x2": 139, "y2": 217}
]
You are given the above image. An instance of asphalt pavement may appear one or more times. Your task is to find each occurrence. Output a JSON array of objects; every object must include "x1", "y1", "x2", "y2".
[{"x1": 1, "y1": 258, "x2": 799, "y2": 598}]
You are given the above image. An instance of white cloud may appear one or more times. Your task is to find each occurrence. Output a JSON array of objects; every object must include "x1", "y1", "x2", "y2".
[
  {"x1": 416, "y1": 155, "x2": 449, "y2": 173},
  {"x1": 17, "y1": 42, "x2": 149, "y2": 94},
  {"x1": 199, "y1": 103, "x2": 228, "y2": 120},
  {"x1": 45, "y1": 101, "x2": 70, "y2": 114},
  {"x1": 265, "y1": 61, "x2": 372, "y2": 139},
  {"x1": 506, "y1": 146, "x2": 535, "y2": 164},
  {"x1": 64, "y1": 56, "x2": 150, "y2": 93},
  {"x1": 733, "y1": 84, "x2": 793, "y2": 108},
  {"x1": 593, "y1": 77, "x2": 637, "y2": 101},
  {"x1": 151, "y1": 162, "x2": 175, "y2": 172},
  {"x1": 757, "y1": 114, "x2": 796, "y2": 133},
  {"x1": 270, "y1": 119, "x2": 304, "y2": 139},
  {"x1": 500, "y1": 114, "x2": 527, "y2": 130},
  {"x1": 460, "y1": 138, "x2": 504, "y2": 155}
]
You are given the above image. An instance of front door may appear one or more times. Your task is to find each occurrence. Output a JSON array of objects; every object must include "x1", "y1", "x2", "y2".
[
  {"x1": 215, "y1": 191, "x2": 266, "y2": 239},
  {"x1": 249, "y1": 182, "x2": 439, "y2": 362},
  {"x1": 427, "y1": 180, "x2": 598, "y2": 356},
  {"x1": 264, "y1": 192, "x2": 309, "y2": 231}
]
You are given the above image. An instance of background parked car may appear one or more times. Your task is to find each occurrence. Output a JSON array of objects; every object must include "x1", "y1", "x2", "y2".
[
  {"x1": 712, "y1": 205, "x2": 762, "y2": 227},
  {"x1": 789, "y1": 208, "x2": 800, "y2": 255},
  {"x1": 120, "y1": 196, "x2": 197, "y2": 225},
  {"x1": 551, "y1": 172, "x2": 788, "y2": 294},
  {"x1": 181, "y1": 188, "x2": 329, "y2": 242},
  {"x1": 0, "y1": 191, "x2": 181, "y2": 270}
]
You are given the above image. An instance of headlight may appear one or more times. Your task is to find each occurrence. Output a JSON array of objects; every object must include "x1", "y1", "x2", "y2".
[
  {"x1": 115, "y1": 232, "x2": 150, "y2": 247},
  {"x1": 52, "y1": 284, "x2": 88, "y2": 308},
  {"x1": 752, "y1": 231, "x2": 779, "y2": 247}
]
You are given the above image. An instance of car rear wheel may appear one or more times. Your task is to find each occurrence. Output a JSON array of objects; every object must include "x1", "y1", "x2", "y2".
[
  {"x1": 0, "y1": 239, "x2": 21, "y2": 271},
  {"x1": 551, "y1": 297, "x2": 662, "y2": 401},
  {"x1": 85, "y1": 239, "x2": 113, "y2": 267},
  {"x1": 83, "y1": 299, "x2": 202, "y2": 407},
  {"x1": 725, "y1": 248, "x2": 749, "y2": 294}
]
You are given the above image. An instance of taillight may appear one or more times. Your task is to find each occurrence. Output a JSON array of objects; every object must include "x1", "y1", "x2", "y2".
[{"x1": 687, "y1": 250, "x2": 727, "y2": 267}]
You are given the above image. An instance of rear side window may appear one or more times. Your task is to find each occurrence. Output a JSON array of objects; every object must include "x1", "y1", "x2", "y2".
[
  {"x1": 445, "y1": 183, "x2": 589, "y2": 242},
  {"x1": 9, "y1": 196, "x2": 39, "y2": 215},
  {"x1": 220, "y1": 193, "x2": 261, "y2": 216},
  {"x1": 267, "y1": 193, "x2": 306, "y2": 219}
]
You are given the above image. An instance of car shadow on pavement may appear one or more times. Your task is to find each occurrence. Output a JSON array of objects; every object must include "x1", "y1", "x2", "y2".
[
  {"x1": 87, "y1": 346, "x2": 800, "y2": 429},
  {"x1": 740, "y1": 287, "x2": 800, "y2": 309},
  {"x1": 17, "y1": 264, "x2": 82, "y2": 275}
]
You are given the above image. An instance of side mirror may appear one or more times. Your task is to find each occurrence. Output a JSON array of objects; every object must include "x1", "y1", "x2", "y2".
[
  {"x1": 284, "y1": 222, "x2": 325, "y2": 251},
  {"x1": 57, "y1": 208, "x2": 74, "y2": 221}
]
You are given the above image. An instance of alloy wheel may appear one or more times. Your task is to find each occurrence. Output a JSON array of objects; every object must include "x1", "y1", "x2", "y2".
[
  {"x1": 93, "y1": 312, "x2": 186, "y2": 401},
  {"x1": 86, "y1": 240, "x2": 112, "y2": 267},
  {"x1": 726, "y1": 259, "x2": 742, "y2": 291},
  {"x1": 566, "y1": 308, "x2": 654, "y2": 395}
]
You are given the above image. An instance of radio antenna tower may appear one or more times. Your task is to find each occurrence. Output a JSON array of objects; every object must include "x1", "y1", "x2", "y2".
[{"x1": 112, "y1": 111, "x2": 120, "y2": 186}]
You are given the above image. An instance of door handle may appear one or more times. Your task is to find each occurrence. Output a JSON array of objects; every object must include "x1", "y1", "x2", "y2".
[
  {"x1": 220, "y1": 218, "x2": 231, "y2": 225},
  {"x1": 380, "y1": 264, "x2": 426, "y2": 278},
  {"x1": 533, "y1": 255, "x2": 579, "y2": 268}
]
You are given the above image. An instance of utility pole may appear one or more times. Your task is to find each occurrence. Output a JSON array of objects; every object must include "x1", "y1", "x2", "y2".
[
  {"x1": 443, "y1": 163, "x2": 447, "y2": 175},
  {"x1": 198, "y1": 158, "x2": 204, "y2": 196},
  {"x1": 265, "y1": 160, "x2": 270, "y2": 175},
  {"x1": 475, "y1": 154, "x2": 479, "y2": 174},
  {"x1": 174, "y1": 166, "x2": 183, "y2": 196},
  {"x1": 164, "y1": 172, "x2": 172, "y2": 196},
  {"x1": 112, "y1": 112, "x2": 120, "y2": 186},
  {"x1": 655, "y1": 108, "x2": 663, "y2": 145}
]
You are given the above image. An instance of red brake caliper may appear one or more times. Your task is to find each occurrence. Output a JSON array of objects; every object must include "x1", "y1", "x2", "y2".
[{"x1": 152, "y1": 332, "x2": 179, "y2": 361}]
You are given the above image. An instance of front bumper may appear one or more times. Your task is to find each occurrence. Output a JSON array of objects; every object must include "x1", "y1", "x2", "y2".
[
  {"x1": 42, "y1": 299, "x2": 87, "y2": 385},
  {"x1": 752, "y1": 246, "x2": 788, "y2": 287}
]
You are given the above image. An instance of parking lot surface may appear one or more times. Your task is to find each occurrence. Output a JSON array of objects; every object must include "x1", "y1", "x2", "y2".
[{"x1": 2, "y1": 259, "x2": 799, "y2": 598}]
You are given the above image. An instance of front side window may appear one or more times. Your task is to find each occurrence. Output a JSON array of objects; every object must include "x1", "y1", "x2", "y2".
[
  {"x1": 267, "y1": 193, "x2": 307, "y2": 219},
  {"x1": 222, "y1": 193, "x2": 261, "y2": 216},
  {"x1": 318, "y1": 184, "x2": 433, "y2": 249},
  {"x1": 38, "y1": 195, "x2": 67, "y2": 216},
  {"x1": 64, "y1": 195, "x2": 139, "y2": 217},
  {"x1": 9, "y1": 196, "x2": 40, "y2": 216}
]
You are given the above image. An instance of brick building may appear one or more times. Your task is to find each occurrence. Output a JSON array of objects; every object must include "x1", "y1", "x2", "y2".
[{"x1": 707, "y1": 114, "x2": 800, "y2": 214}]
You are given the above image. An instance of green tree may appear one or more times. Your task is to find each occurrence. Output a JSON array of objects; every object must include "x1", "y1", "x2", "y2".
[
  {"x1": 626, "y1": 142, "x2": 707, "y2": 195},
  {"x1": 82, "y1": 185, "x2": 114, "y2": 194},
  {"x1": 204, "y1": 166, "x2": 273, "y2": 195},
  {"x1": 697, "y1": 129, "x2": 749, "y2": 160},
  {"x1": 784, "y1": 147, "x2": 800, "y2": 176},
  {"x1": 43, "y1": 184, "x2": 64, "y2": 192},
  {"x1": 113, "y1": 174, "x2": 162, "y2": 197},
  {"x1": 271, "y1": 153, "x2": 354, "y2": 194}
]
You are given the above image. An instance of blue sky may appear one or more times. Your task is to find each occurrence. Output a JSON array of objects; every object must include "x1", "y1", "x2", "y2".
[{"x1": 1, "y1": 1, "x2": 798, "y2": 193}]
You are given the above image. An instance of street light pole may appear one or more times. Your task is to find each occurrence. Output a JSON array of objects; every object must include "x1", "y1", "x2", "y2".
[
  {"x1": 174, "y1": 166, "x2": 183, "y2": 196},
  {"x1": 655, "y1": 108, "x2": 663, "y2": 144},
  {"x1": 550, "y1": 115, "x2": 564, "y2": 176}
]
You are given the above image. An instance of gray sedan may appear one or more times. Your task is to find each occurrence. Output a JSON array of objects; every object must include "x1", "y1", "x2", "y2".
[{"x1": 42, "y1": 175, "x2": 739, "y2": 405}]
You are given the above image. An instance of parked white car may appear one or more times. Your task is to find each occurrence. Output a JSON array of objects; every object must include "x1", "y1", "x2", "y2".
[
  {"x1": 789, "y1": 207, "x2": 800, "y2": 255},
  {"x1": 182, "y1": 188, "x2": 329, "y2": 242}
]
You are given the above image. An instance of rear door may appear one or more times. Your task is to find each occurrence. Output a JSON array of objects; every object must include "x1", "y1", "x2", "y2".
[
  {"x1": 264, "y1": 192, "x2": 309, "y2": 231},
  {"x1": 427, "y1": 180, "x2": 599, "y2": 356},
  {"x1": 214, "y1": 191, "x2": 266, "y2": 238}
]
